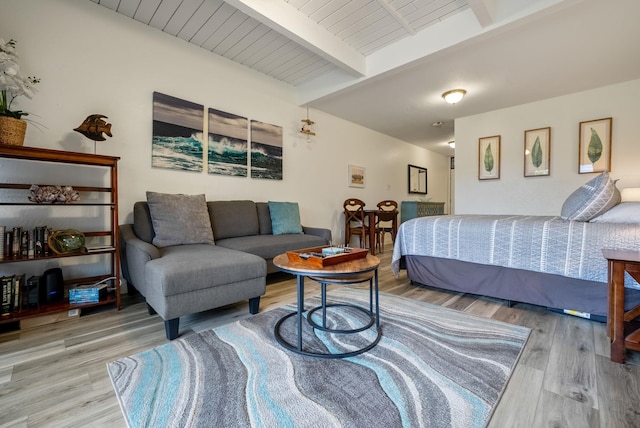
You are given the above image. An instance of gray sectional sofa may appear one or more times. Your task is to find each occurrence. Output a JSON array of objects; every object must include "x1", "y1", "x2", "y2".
[{"x1": 120, "y1": 198, "x2": 331, "y2": 340}]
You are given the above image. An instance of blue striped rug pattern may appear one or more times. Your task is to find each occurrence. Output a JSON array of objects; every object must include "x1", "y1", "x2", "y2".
[{"x1": 107, "y1": 289, "x2": 529, "y2": 427}]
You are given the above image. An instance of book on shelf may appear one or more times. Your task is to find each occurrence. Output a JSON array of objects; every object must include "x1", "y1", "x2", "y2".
[
  {"x1": 34, "y1": 226, "x2": 44, "y2": 257},
  {"x1": 4, "y1": 230, "x2": 13, "y2": 258},
  {"x1": 28, "y1": 228, "x2": 35, "y2": 258},
  {"x1": 1, "y1": 275, "x2": 13, "y2": 315},
  {"x1": 12, "y1": 227, "x2": 21, "y2": 258},
  {"x1": 82, "y1": 245, "x2": 115, "y2": 253},
  {"x1": 0, "y1": 226, "x2": 50, "y2": 260},
  {"x1": 43, "y1": 227, "x2": 50, "y2": 256},
  {"x1": 20, "y1": 230, "x2": 28, "y2": 258},
  {"x1": 13, "y1": 274, "x2": 25, "y2": 313},
  {"x1": 0, "y1": 226, "x2": 4, "y2": 260}
]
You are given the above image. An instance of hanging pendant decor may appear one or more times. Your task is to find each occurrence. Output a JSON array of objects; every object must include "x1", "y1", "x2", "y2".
[{"x1": 300, "y1": 105, "x2": 316, "y2": 143}]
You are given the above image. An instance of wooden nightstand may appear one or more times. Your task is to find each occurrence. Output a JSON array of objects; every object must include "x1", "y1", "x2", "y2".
[{"x1": 602, "y1": 249, "x2": 640, "y2": 363}]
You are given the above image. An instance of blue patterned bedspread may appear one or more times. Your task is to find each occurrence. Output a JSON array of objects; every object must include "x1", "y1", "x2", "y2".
[{"x1": 391, "y1": 215, "x2": 640, "y2": 286}]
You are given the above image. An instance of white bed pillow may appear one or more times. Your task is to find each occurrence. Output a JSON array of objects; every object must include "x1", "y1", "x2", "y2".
[
  {"x1": 560, "y1": 172, "x2": 620, "y2": 221},
  {"x1": 621, "y1": 187, "x2": 640, "y2": 202},
  {"x1": 590, "y1": 202, "x2": 640, "y2": 224}
]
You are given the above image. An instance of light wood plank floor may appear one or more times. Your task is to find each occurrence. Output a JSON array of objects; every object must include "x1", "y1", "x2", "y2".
[{"x1": 1, "y1": 245, "x2": 639, "y2": 427}]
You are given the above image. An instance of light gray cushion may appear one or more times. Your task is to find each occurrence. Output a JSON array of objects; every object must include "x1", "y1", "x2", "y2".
[
  {"x1": 216, "y1": 233, "x2": 327, "y2": 260},
  {"x1": 145, "y1": 244, "x2": 265, "y2": 296},
  {"x1": 268, "y1": 201, "x2": 303, "y2": 235},
  {"x1": 146, "y1": 192, "x2": 214, "y2": 247},
  {"x1": 590, "y1": 202, "x2": 640, "y2": 224},
  {"x1": 560, "y1": 172, "x2": 620, "y2": 221}
]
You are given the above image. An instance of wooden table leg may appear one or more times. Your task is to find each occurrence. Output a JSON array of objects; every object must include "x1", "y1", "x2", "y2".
[
  {"x1": 368, "y1": 211, "x2": 376, "y2": 255},
  {"x1": 610, "y1": 261, "x2": 626, "y2": 363}
]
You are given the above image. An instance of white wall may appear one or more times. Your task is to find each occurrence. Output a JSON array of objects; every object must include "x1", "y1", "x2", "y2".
[
  {"x1": 0, "y1": 0, "x2": 449, "y2": 243},
  {"x1": 454, "y1": 79, "x2": 640, "y2": 215}
]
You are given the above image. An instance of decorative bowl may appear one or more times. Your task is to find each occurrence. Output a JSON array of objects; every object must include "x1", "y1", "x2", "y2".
[{"x1": 48, "y1": 229, "x2": 85, "y2": 254}]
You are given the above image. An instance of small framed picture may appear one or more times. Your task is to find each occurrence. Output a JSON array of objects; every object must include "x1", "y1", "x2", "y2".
[
  {"x1": 524, "y1": 127, "x2": 550, "y2": 177},
  {"x1": 579, "y1": 117, "x2": 612, "y2": 174},
  {"x1": 478, "y1": 135, "x2": 500, "y2": 180},
  {"x1": 348, "y1": 164, "x2": 365, "y2": 188}
]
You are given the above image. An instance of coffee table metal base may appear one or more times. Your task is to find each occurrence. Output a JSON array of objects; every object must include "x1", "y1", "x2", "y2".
[{"x1": 274, "y1": 270, "x2": 381, "y2": 359}]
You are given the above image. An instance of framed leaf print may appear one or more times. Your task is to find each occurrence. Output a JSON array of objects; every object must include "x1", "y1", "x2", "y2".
[
  {"x1": 579, "y1": 117, "x2": 612, "y2": 174},
  {"x1": 524, "y1": 127, "x2": 550, "y2": 177},
  {"x1": 478, "y1": 135, "x2": 500, "y2": 180}
]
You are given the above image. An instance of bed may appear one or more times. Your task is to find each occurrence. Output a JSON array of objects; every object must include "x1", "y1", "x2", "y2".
[{"x1": 391, "y1": 174, "x2": 640, "y2": 319}]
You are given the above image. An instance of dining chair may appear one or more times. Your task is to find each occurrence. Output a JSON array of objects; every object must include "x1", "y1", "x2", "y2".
[
  {"x1": 343, "y1": 198, "x2": 370, "y2": 249},
  {"x1": 376, "y1": 200, "x2": 398, "y2": 252}
]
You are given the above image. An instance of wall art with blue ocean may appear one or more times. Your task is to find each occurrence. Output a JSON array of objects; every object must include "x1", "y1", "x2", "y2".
[
  {"x1": 251, "y1": 120, "x2": 283, "y2": 180},
  {"x1": 152, "y1": 92, "x2": 204, "y2": 172},
  {"x1": 208, "y1": 108, "x2": 248, "y2": 177}
]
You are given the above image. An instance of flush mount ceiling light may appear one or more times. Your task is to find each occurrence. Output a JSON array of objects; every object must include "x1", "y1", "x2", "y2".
[
  {"x1": 431, "y1": 121, "x2": 444, "y2": 127},
  {"x1": 448, "y1": 141, "x2": 455, "y2": 149},
  {"x1": 442, "y1": 89, "x2": 466, "y2": 104}
]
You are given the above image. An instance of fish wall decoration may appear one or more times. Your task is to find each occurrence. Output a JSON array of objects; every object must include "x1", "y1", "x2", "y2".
[{"x1": 74, "y1": 114, "x2": 113, "y2": 141}]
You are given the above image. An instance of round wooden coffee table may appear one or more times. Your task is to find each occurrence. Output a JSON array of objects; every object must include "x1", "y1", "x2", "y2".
[{"x1": 272, "y1": 252, "x2": 381, "y2": 358}]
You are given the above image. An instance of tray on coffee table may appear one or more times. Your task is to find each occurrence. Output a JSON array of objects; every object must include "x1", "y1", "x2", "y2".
[{"x1": 286, "y1": 246, "x2": 368, "y2": 268}]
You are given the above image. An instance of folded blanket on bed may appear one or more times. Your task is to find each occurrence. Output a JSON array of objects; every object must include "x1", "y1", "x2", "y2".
[{"x1": 391, "y1": 215, "x2": 640, "y2": 288}]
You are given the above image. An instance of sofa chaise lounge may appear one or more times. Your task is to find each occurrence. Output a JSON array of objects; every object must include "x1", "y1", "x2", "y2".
[{"x1": 120, "y1": 195, "x2": 331, "y2": 340}]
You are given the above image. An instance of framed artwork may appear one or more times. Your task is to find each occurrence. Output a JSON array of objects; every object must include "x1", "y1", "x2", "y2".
[
  {"x1": 579, "y1": 117, "x2": 612, "y2": 174},
  {"x1": 250, "y1": 120, "x2": 283, "y2": 180},
  {"x1": 208, "y1": 108, "x2": 248, "y2": 177},
  {"x1": 348, "y1": 164, "x2": 366, "y2": 188},
  {"x1": 524, "y1": 127, "x2": 550, "y2": 177},
  {"x1": 152, "y1": 92, "x2": 204, "y2": 172},
  {"x1": 478, "y1": 135, "x2": 500, "y2": 180}
]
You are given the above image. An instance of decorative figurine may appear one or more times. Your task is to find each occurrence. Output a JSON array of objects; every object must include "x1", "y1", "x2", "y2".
[{"x1": 73, "y1": 114, "x2": 113, "y2": 141}]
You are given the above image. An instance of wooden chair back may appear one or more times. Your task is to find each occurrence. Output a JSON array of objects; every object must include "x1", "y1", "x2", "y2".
[
  {"x1": 343, "y1": 198, "x2": 367, "y2": 247},
  {"x1": 375, "y1": 200, "x2": 399, "y2": 251}
]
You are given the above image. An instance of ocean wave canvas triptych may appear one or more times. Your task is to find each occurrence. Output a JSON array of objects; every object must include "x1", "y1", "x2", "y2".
[{"x1": 152, "y1": 92, "x2": 282, "y2": 180}]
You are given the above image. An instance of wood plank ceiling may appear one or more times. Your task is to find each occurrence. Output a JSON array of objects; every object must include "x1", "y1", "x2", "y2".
[{"x1": 91, "y1": 0, "x2": 469, "y2": 87}]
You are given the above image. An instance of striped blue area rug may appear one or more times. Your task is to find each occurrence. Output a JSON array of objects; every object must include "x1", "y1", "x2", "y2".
[{"x1": 107, "y1": 289, "x2": 529, "y2": 427}]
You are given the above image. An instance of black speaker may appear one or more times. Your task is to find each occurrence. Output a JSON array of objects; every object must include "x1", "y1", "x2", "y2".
[{"x1": 40, "y1": 268, "x2": 64, "y2": 304}]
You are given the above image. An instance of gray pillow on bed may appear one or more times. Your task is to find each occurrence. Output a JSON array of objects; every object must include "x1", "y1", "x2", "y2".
[
  {"x1": 590, "y1": 202, "x2": 640, "y2": 223},
  {"x1": 146, "y1": 191, "x2": 215, "y2": 247},
  {"x1": 560, "y1": 172, "x2": 620, "y2": 221}
]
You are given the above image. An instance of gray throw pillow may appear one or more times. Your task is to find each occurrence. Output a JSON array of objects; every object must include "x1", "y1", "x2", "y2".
[
  {"x1": 268, "y1": 201, "x2": 303, "y2": 235},
  {"x1": 560, "y1": 172, "x2": 621, "y2": 221},
  {"x1": 146, "y1": 191, "x2": 215, "y2": 247}
]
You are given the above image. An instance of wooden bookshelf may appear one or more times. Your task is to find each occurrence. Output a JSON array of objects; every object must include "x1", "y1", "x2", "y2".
[{"x1": 0, "y1": 145, "x2": 121, "y2": 325}]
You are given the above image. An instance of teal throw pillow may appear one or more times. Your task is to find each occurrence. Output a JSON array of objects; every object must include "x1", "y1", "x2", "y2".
[{"x1": 268, "y1": 201, "x2": 303, "y2": 235}]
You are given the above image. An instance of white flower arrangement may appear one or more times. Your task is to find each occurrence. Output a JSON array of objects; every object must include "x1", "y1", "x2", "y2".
[{"x1": 0, "y1": 38, "x2": 40, "y2": 119}]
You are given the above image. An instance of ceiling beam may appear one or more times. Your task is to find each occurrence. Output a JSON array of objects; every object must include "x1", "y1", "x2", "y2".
[
  {"x1": 225, "y1": 0, "x2": 366, "y2": 77},
  {"x1": 376, "y1": 0, "x2": 416, "y2": 35},
  {"x1": 468, "y1": 0, "x2": 495, "y2": 27}
]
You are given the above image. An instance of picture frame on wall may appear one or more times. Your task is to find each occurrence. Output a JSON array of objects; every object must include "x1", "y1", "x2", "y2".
[
  {"x1": 152, "y1": 92, "x2": 204, "y2": 172},
  {"x1": 478, "y1": 135, "x2": 500, "y2": 180},
  {"x1": 524, "y1": 127, "x2": 550, "y2": 177},
  {"x1": 579, "y1": 117, "x2": 612, "y2": 174},
  {"x1": 348, "y1": 164, "x2": 366, "y2": 188},
  {"x1": 250, "y1": 120, "x2": 283, "y2": 180}
]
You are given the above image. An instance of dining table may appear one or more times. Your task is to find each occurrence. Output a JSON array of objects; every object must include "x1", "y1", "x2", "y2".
[{"x1": 363, "y1": 209, "x2": 398, "y2": 255}]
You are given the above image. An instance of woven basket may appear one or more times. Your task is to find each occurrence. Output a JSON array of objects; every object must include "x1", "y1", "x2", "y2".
[{"x1": 0, "y1": 116, "x2": 27, "y2": 146}]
